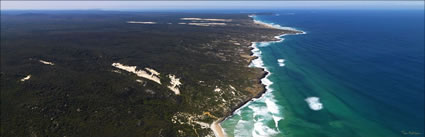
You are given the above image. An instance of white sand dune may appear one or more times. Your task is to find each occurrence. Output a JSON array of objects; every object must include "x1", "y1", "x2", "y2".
[
  {"x1": 20, "y1": 75, "x2": 31, "y2": 82},
  {"x1": 214, "y1": 87, "x2": 221, "y2": 92},
  {"x1": 145, "y1": 67, "x2": 160, "y2": 76},
  {"x1": 112, "y1": 63, "x2": 161, "y2": 84},
  {"x1": 194, "y1": 121, "x2": 210, "y2": 129},
  {"x1": 180, "y1": 18, "x2": 232, "y2": 22},
  {"x1": 39, "y1": 60, "x2": 54, "y2": 65},
  {"x1": 112, "y1": 63, "x2": 182, "y2": 95},
  {"x1": 253, "y1": 20, "x2": 281, "y2": 29},
  {"x1": 187, "y1": 23, "x2": 227, "y2": 26},
  {"x1": 127, "y1": 21, "x2": 157, "y2": 24},
  {"x1": 167, "y1": 74, "x2": 181, "y2": 95},
  {"x1": 136, "y1": 79, "x2": 144, "y2": 84}
]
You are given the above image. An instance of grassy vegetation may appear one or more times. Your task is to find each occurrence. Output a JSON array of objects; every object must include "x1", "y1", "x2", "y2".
[{"x1": 1, "y1": 11, "x2": 294, "y2": 137}]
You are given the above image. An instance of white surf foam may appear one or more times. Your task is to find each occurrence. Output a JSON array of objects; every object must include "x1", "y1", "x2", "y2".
[
  {"x1": 277, "y1": 59, "x2": 285, "y2": 67},
  {"x1": 272, "y1": 115, "x2": 283, "y2": 129},
  {"x1": 249, "y1": 105, "x2": 270, "y2": 119},
  {"x1": 256, "y1": 42, "x2": 271, "y2": 47},
  {"x1": 265, "y1": 97, "x2": 284, "y2": 129},
  {"x1": 274, "y1": 36, "x2": 285, "y2": 43},
  {"x1": 226, "y1": 15, "x2": 307, "y2": 137},
  {"x1": 236, "y1": 40, "x2": 284, "y2": 137},
  {"x1": 261, "y1": 76, "x2": 273, "y2": 87},
  {"x1": 277, "y1": 59, "x2": 285, "y2": 63},
  {"x1": 264, "y1": 98, "x2": 279, "y2": 114},
  {"x1": 250, "y1": 58, "x2": 264, "y2": 68},
  {"x1": 246, "y1": 102, "x2": 280, "y2": 137},
  {"x1": 252, "y1": 122, "x2": 279, "y2": 137},
  {"x1": 305, "y1": 97, "x2": 323, "y2": 111},
  {"x1": 234, "y1": 120, "x2": 253, "y2": 137}
]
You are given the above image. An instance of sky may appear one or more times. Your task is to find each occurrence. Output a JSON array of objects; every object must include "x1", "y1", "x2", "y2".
[{"x1": 1, "y1": 1, "x2": 424, "y2": 10}]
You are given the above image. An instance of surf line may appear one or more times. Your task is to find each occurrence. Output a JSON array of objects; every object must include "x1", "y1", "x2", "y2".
[{"x1": 216, "y1": 15, "x2": 306, "y2": 137}]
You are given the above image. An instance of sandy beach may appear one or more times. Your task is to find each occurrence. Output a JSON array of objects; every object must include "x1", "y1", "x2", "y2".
[
  {"x1": 250, "y1": 15, "x2": 305, "y2": 34},
  {"x1": 211, "y1": 119, "x2": 226, "y2": 137}
]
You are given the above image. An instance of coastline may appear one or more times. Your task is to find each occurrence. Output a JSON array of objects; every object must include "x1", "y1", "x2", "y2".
[
  {"x1": 212, "y1": 14, "x2": 305, "y2": 137},
  {"x1": 3, "y1": 11, "x2": 307, "y2": 137},
  {"x1": 250, "y1": 14, "x2": 305, "y2": 34},
  {"x1": 211, "y1": 119, "x2": 226, "y2": 137}
]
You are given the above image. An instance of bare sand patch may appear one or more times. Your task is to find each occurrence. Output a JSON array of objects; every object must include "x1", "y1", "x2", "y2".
[
  {"x1": 112, "y1": 63, "x2": 182, "y2": 95},
  {"x1": 214, "y1": 87, "x2": 221, "y2": 92},
  {"x1": 194, "y1": 121, "x2": 210, "y2": 129},
  {"x1": 20, "y1": 75, "x2": 31, "y2": 82},
  {"x1": 127, "y1": 21, "x2": 157, "y2": 24},
  {"x1": 112, "y1": 63, "x2": 161, "y2": 84},
  {"x1": 167, "y1": 74, "x2": 181, "y2": 95},
  {"x1": 211, "y1": 119, "x2": 226, "y2": 137},
  {"x1": 253, "y1": 20, "x2": 281, "y2": 29},
  {"x1": 145, "y1": 67, "x2": 160, "y2": 76},
  {"x1": 188, "y1": 23, "x2": 227, "y2": 27},
  {"x1": 136, "y1": 79, "x2": 144, "y2": 84},
  {"x1": 39, "y1": 60, "x2": 54, "y2": 65},
  {"x1": 180, "y1": 18, "x2": 232, "y2": 22}
]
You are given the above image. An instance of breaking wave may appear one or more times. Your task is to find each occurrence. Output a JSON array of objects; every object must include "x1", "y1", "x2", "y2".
[{"x1": 305, "y1": 97, "x2": 324, "y2": 111}]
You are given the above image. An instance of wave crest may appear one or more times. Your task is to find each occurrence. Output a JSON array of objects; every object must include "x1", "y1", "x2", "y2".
[{"x1": 305, "y1": 97, "x2": 324, "y2": 111}]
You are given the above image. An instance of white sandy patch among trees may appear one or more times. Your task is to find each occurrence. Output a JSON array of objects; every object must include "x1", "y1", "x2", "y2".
[
  {"x1": 112, "y1": 63, "x2": 182, "y2": 95},
  {"x1": 111, "y1": 69, "x2": 121, "y2": 74},
  {"x1": 179, "y1": 18, "x2": 230, "y2": 26},
  {"x1": 20, "y1": 75, "x2": 31, "y2": 82},
  {"x1": 167, "y1": 74, "x2": 182, "y2": 95},
  {"x1": 112, "y1": 63, "x2": 161, "y2": 84},
  {"x1": 194, "y1": 121, "x2": 210, "y2": 129},
  {"x1": 39, "y1": 60, "x2": 54, "y2": 65},
  {"x1": 136, "y1": 79, "x2": 144, "y2": 84},
  {"x1": 127, "y1": 21, "x2": 157, "y2": 24},
  {"x1": 187, "y1": 23, "x2": 226, "y2": 26},
  {"x1": 229, "y1": 85, "x2": 236, "y2": 91},
  {"x1": 180, "y1": 18, "x2": 232, "y2": 22},
  {"x1": 214, "y1": 87, "x2": 221, "y2": 92},
  {"x1": 145, "y1": 67, "x2": 160, "y2": 76}
]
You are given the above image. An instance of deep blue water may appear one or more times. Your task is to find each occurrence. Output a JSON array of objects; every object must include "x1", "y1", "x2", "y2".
[{"x1": 222, "y1": 9, "x2": 424, "y2": 137}]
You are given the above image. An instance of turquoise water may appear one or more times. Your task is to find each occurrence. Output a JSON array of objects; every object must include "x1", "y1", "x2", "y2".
[{"x1": 221, "y1": 10, "x2": 424, "y2": 137}]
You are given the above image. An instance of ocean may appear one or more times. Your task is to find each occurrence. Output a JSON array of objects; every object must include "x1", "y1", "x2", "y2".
[{"x1": 221, "y1": 9, "x2": 424, "y2": 137}]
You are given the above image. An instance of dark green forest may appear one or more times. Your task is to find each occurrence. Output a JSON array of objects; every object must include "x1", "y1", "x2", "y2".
[{"x1": 1, "y1": 11, "x2": 295, "y2": 137}]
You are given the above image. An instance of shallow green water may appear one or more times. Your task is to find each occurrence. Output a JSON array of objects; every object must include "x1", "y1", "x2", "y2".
[{"x1": 222, "y1": 10, "x2": 424, "y2": 137}]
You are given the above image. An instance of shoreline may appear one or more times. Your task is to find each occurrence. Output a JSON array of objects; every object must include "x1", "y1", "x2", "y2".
[
  {"x1": 211, "y1": 119, "x2": 226, "y2": 137},
  {"x1": 211, "y1": 14, "x2": 305, "y2": 137},
  {"x1": 250, "y1": 14, "x2": 305, "y2": 34}
]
